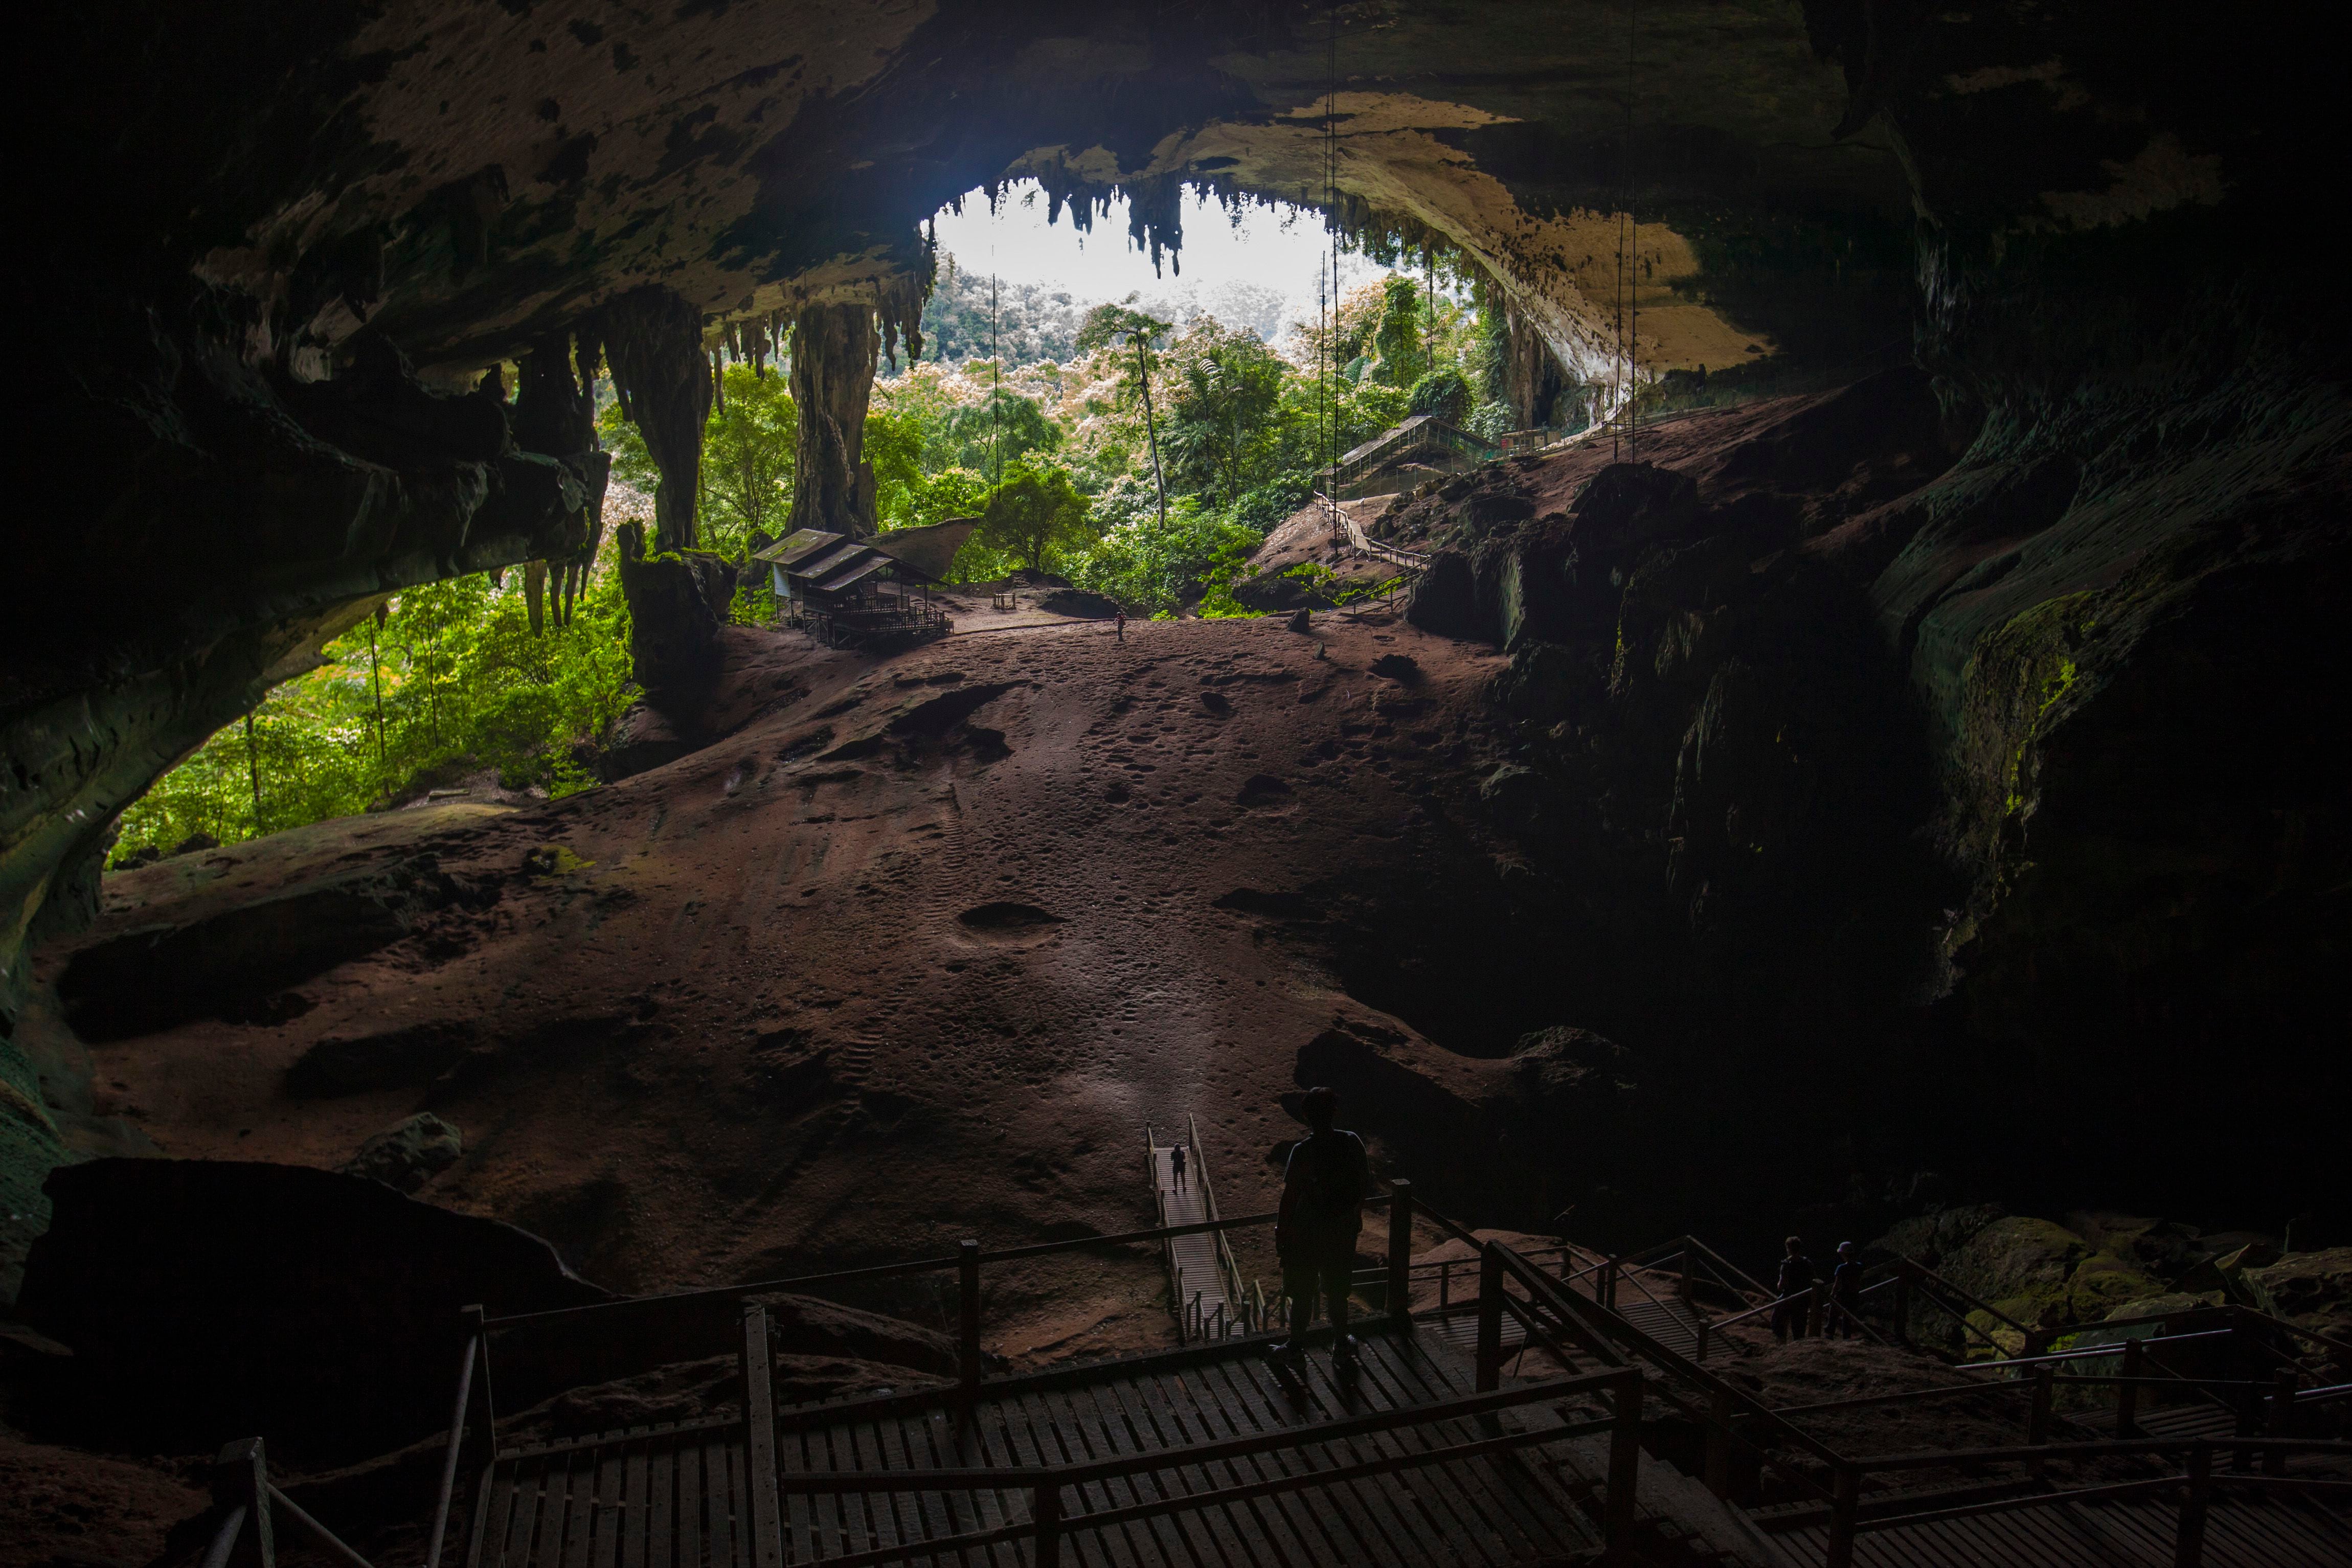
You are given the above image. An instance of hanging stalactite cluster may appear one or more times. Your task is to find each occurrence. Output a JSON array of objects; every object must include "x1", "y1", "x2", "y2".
[
  {"x1": 596, "y1": 285, "x2": 713, "y2": 555},
  {"x1": 506, "y1": 329, "x2": 615, "y2": 636}
]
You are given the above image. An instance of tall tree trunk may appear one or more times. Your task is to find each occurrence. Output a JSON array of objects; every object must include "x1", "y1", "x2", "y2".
[
  {"x1": 1135, "y1": 335, "x2": 1167, "y2": 532},
  {"x1": 600, "y1": 287, "x2": 711, "y2": 552},
  {"x1": 788, "y1": 302, "x2": 880, "y2": 538}
]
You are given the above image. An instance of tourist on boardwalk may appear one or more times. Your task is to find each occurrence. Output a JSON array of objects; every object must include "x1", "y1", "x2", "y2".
[
  {"x1": 1772, "y1": 1236, "x2": 1816, "y2": 1342},
  {"x1": 1829, "y1": 1240, "x2": 1866, "y2": 1338},
  {"x1": 1170, "y1": 1142, "x2": 1187, "y2": 1188},
  {"x1": 1269, "y1": 1086, "x2": 1370, "y2": 1367}
]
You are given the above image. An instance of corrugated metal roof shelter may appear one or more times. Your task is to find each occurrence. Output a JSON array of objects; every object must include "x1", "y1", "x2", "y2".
[{"x1": 750, "y1": 519, "x2": 977, "y2": 648}]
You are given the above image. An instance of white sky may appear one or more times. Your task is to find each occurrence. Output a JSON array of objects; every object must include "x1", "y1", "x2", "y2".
[{"x1": 930, "y1": 181, "x2": 1444, "y2": 338}]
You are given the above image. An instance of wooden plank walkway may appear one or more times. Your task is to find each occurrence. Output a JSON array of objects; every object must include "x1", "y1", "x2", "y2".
[
  {"x1": 470, "y1": 1332, "x2": 1625, "y2": 1568},
  {"x1": 1767, "y1": 1488, "x2": 2352, "y2": 1567},
  {"x1": 1151, "y1": 1143, "x2": 1233, "y2": 1337},
  {"x1": 768, "y1": 1332, "x2": 1605, "y2": 1567},
  {"x1": 473, "y1": 1420, "x2": 760, "y2": 1568},
  {"x1": 1612, "y1": 1295, "x2": 1707, "y2": 1362}
]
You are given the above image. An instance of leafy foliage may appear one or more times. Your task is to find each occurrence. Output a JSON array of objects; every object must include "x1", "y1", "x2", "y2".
[
  {"x1": 975, "y1": 460, "x2": 1098, "y2": 570},
  {"x1": 117, "y1": 553, "x2": 634, "y2": 858},
  {"x1": 1367, "y1": 274, "x2": 1432, "y2": 389},
  {"x1": 942, "y1": 388, "x2": 1061, "y2": 480},
  {"x1": 601, "y1": 363, "x2": 794, "y2": 558},
  {"x1": 1158, "y1": 319, "x2": 1292, "y2": 505},
  {"x1": 1407, "y1": 366, "x2": 1474, "y2": 424},
  {"x1": 919, "y1": 259, "x2": 1088, "y2": 365},
  {"x1": 123, "y1": 264, "x2": 1518, "y2": 853}
]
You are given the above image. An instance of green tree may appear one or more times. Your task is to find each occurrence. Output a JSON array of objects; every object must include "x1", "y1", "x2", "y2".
[
  {"x1": 1159, "y1": 319, "x2": 1290, "y2": 505},
  {"x1": 865, "y1": 407, "x2": 930, "y2": 526},
  {"x1": 1076, "y1": 299, "x2": 1174, "y2": 529},
  {"x1": 1367, "y1": 274, "x2": 1430, "y2": 389},
  {"x1": 600, "y1": 363, "x2": 795, "y2": 558},
  {"x1": 116, "y1": 548, "x2": 636, "y2": 857},
  {"x1": 975, "y1": 461, "x2": 1097, "y2": 571},
  {"x1": 942, "y1": 387, "x2": 1061, "y2": 480},
  {"x1": 700, "y1": 366, "x2": 797, "y2": 553},
  {"x1": 1407, "y1": 365, "x2": 1473, "y2": 424}
]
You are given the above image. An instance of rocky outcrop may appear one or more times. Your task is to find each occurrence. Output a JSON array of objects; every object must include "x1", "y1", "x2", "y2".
[
  {"x1": 616, "y1": 520, "x2": 737, "y2": 708},
  {"x1": 342, "y1": 1112, "x2": 465, "y2": 1192},
  {"x1": 55, "y1": 856, "x2": 486, "y2": 1042}
]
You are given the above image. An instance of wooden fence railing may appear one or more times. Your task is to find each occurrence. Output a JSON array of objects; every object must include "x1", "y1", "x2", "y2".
[
  {"x1": 431, "y1": 1185, "x2": 2351, "y2": 1568},
  {"x1": 1405, "y1": 1197, "x2": 2352, "y2": 1568}
]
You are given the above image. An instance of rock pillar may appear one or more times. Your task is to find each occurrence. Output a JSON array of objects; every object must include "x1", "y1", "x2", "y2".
[
  {"x1": 787, "y1": 302, "x2": 879, "y2": 537},
  {"x1": 600, "y1": 286, "x2": 711, "y2": 552}
]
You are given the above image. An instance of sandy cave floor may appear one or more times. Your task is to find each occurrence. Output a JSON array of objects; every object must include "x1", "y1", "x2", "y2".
[{"x1": 41, "y1": 607, "x2": 1517, "y2": 1367}]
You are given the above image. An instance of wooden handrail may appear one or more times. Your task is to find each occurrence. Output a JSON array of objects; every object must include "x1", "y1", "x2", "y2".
[
  {"x1": 1894, "y1": 1256, "x2": 2034, "y2": 1338},
  {"x1": 1850, "y1": 1435, "x2": 2352, "y2": 1474},
  {"x1": 773, "y1": 1370, "x2": 1619, "y2": 1492},
  {"x1": 199, "y1": 1504, "x2": 248, "y2": 1568},
  {"x1": 1942, "y1": 1327, "x2": 2235, "y2": 1373},
  {"x1": 1681, "y1": 1235, "x2": 1775, "y2": 1301},
  {"x1": 484, "y1": 1201, "x2": 1411, "y2": 1329},
  {"x1": 1517, "y1": 1271, "x2": 1846, "y2": 1473},
  {"x1": 2234, "y1": 1303, "x2": 2352, "y2": 1359}
]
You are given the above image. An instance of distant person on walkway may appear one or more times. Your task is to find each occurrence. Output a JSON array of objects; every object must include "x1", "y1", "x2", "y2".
[
  {"x1": 1170, "y1": 1143, "x2": 1187, "y2": 1188},
  {"x1": 1829, "y1": 1241, "x2": 1865, "y2": 1339},
  {"x1": 1114, "y1": 606, "x2": 1127, "y2": 642},
  {"x1": 1772, "y1": 1236, "x2": 1815, "y2": 1342},
  {"x1": 1270, "y1": 1086, "x2": 1371, "y2": 1368}
]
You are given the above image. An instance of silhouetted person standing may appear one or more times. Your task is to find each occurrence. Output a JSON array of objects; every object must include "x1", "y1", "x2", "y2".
[
  {"x1": 1170, "y1": 1143, "x2": 1187, "y2": 1188},
  {"x1": 1271, "y1": 1086, "x2": 1370, "y2": 1368},
  {"x1": 1772, "y1": 1236, "x2": 1815, "y2": 1342},
  {"x1": 1829, "y1": 1241, "x2": 1865, "y2": 1339},
  {"x1": 1114, "y1": 607, "x2": 1126, "y2": 642}
]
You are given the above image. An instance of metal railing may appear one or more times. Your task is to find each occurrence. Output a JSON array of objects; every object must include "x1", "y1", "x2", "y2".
[{"x1": 201, "y1": 1436, "x2": 377, "y2": 1568}]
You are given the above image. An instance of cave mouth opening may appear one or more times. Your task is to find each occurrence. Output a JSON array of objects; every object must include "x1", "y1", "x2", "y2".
[{"x1": 914, "y1": 177, "x2": 1460, "y2": 368}]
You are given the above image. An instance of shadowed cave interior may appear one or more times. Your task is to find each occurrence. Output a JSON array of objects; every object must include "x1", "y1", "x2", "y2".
[{"x1": 3, "y1": 3, "x2": 2348, "y2": 1564}]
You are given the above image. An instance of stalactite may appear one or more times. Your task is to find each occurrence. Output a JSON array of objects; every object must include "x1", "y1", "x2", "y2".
[
  {"x1": 596, "y1": 285, "x2": 711, "y2": 553},
  {"x1": 711, "y1": 350, "x2": 725, "y2": 413},
  {"x1": 876, "y1": 269, "x2": 930, "y2": 372},
  {"x1": 787, "y1": 301, "x2": 880, "y2": 538}
]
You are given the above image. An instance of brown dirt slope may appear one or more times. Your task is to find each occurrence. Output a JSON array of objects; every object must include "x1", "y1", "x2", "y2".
[{"x1": 38, "y1": 604, "x2": 1517, "y2": 1358}]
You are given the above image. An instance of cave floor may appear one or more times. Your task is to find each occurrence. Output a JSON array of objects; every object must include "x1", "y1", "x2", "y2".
[{"x1": 38, "y1": 607, "x2": 1520, "y2": 1358}]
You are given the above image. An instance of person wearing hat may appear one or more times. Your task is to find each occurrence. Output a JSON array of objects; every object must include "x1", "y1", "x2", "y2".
[
  {"x1": 1269, "y1": 1086, "x2": 1370, "y2": 1368},
  {"x1": 1829, "y1": 1240, "x2": 1867, "y2": 1339},
  {"x1": 1772, "y1": 1236, "x2": 1815, "y2": 1342}
]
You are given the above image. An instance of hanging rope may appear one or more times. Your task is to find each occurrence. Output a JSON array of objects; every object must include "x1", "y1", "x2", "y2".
[
  {"x1": 1325, "y1": 2, "x2": 1340, "y2": 514},
  {"x1": 990, "y1": 202, "x2": 1002, "y2": 485},
  {"x1": 1623, "y1": 0, "x2": 1639, "y2": 461}
]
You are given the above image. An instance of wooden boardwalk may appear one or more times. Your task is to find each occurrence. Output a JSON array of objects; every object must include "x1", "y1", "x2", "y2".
[
  {"x1": 1151, "y1": 1143, "x2": 1233, "y2": 1337},
  {"x1": 468, "y1": 1331, "x2": 1625, "y2": 1568},
  {"x1": 1766, "y1": 1488, "x2": 2352, "y2": 1566},
  {"x1": 451, "y1": 1220, "x2": 2351, "y2": 1568}
]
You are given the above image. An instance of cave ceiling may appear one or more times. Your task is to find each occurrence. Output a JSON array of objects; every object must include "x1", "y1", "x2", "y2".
[
  {"x1": 9, "y1": 0, "x2": 2317, "y2": 1040},
  {"x1": 156, "y1": 1, "x2": 1912, "y2": 385}
]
